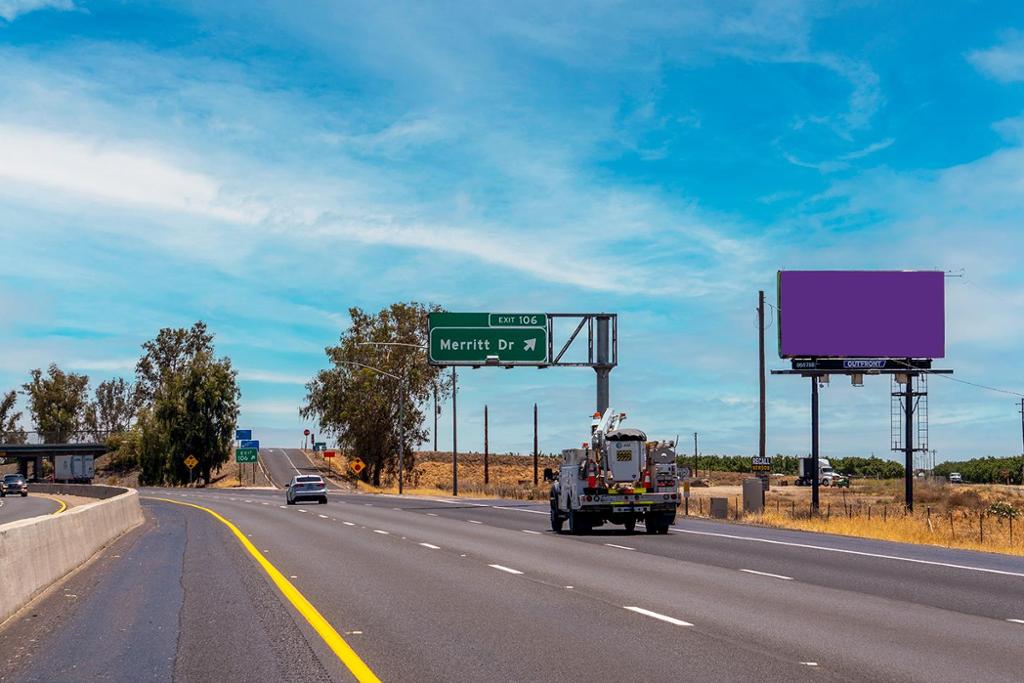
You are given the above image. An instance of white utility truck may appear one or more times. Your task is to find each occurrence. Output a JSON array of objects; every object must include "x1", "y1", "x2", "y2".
[{"x1": 549, "y1": 409, "x2": 680, "y2": 534}]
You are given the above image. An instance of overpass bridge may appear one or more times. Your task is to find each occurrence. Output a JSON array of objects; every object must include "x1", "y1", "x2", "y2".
[{"x1": 0, "y1": 432, "x2": 112, "y2": 480}]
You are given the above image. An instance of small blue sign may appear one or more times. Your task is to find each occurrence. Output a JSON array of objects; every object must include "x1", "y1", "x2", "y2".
[
  {"x1": 240, "y1": 439, "x2": 260, "y2": 450},
  {"x1": 235, "y1": 429, "x2": 252, "y2": 441}
]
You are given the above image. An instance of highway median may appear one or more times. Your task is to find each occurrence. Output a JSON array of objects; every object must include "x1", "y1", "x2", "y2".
[{"x1": 0, "y1": 485, "x2": 144, "y2": 626}]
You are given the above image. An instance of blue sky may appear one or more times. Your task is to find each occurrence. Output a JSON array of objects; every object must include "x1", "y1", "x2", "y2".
[{"x1": 2, "y1": 1, "x2": 1024, "y2": 461}]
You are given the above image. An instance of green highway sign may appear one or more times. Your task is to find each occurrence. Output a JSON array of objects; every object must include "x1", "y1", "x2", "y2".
[
  {"x1": 236, "y1": 447, "x2": 258, "y2": 463},
  {"x1": 429, "y1": 312, "x2": 548, "y2": 365}
]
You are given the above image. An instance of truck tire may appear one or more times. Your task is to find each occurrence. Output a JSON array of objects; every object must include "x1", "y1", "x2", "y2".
[
  {"x1": 550, "y1": 500, "x2": 564, "y2": 533},
  {"x1": 568, "y1": 508, "x2": 590, "y2": 535},
  {"x1": 623, "y1": 517, "x2": 636, "y2": 534},
  {"x1": 646, "y1": 514, "x2": 671, "y2": 535}
]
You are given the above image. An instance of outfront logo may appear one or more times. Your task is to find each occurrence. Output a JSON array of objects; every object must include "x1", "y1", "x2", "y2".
[{"x1": 843, "y1": 359, "x2": 887, "y2": 369}]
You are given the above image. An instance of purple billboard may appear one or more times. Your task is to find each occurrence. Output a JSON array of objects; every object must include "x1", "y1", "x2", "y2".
[{"x1": 778, "y1": 270, "x2": 945, "y2": 359}]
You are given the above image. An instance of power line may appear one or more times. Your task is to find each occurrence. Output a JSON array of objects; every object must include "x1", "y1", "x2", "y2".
[{"x1": 892, "y1": 359, "x2": 1024, "y2": 398}]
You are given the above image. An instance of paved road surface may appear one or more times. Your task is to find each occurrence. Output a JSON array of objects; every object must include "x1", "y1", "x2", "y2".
[
  {"x1": 261, "y1": 448, "x2": 344, "y2": 490},
  {"x1": 0, "y1": 493, "x2": 61, "y2": 525},
  {"x1": 3, "y1": 486, "x2": 1023, "y2": 682}
]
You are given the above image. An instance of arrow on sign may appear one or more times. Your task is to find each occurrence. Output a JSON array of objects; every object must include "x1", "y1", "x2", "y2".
[{"x1": 523, "y1": 338, "x2": 537, "y2": 352}]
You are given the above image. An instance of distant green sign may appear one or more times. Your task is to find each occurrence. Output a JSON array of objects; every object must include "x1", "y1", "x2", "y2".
[
  {"x1": 428, "y1": 312, "x2": 548, "y2": 365},
  {"x1": 236, "y1": 448, "x2": 258, "y2": 463}
]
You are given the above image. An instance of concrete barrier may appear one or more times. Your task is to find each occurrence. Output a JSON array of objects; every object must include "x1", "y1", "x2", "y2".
[
  {"x1": 28, "y1": 483, "x2": 125, "y2": 500},
  {"x1": 0, "y1": 487, "x2": 144, "y2": 625}
]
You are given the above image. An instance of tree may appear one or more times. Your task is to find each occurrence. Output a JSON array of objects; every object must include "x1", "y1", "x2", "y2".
[
  {"x1": 135, "y1": 321, "x2": 214, "y2": 403},
  {"x1": 302, "y1": 303, "x2": 450, "y2": 486},
  {"x1": 22, "y1": 364, "x2": 91, "y2": 442},
  {"x1": 0, "y1": 390, "x2": 27, "y2": 444},
  {"x1": 136, "y1": 323, "x2": 240, "y2": 485},
  {"x1": 86, "y1": 378, "x2": 142, "y2": 434}
]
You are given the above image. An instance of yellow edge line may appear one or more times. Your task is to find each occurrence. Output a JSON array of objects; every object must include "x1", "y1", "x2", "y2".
[
  {"x1": 145, "y1": 496, "x2": 381, "y2": 683},
  {"x1": 51, "y1": 497, "x2": 67, "y2": 515}
]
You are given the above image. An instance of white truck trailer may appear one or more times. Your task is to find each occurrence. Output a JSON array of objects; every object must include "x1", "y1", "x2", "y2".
[
  {"x1": 54, "y1": 455, "x2": 95, "y2": 483},
  {"x1": 549, "y1": 409, "x2": 680, "y2": 535},
  {"x1": 795, "y1": 457, "x2": 834, "y2": 486}
]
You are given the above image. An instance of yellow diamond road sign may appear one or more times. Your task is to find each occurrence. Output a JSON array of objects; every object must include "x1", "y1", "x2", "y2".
[
  {"x1": 349, "y1": 457, "x2": 366, "y2": 475},
  {"x1": 184, "y1": 455, "x2": 199, "y2": 470}
]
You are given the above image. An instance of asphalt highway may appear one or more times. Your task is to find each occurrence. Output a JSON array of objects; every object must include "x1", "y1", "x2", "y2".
[
  {"x1": 3, "y1": 448, "x2": 1022, "y2": 682},
  {"x1": 0, "y1": 493, "x2": 61, "y2": 525},
  {"x1": 261, "y1": 447, "x2": 345, "y2": 491}
]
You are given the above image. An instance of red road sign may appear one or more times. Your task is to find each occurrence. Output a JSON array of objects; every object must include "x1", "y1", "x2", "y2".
[
  {"x1": 303, "y1": 429, "x2": 310, "y2": 436},
  {"x1": 323, "y1": 450, "x2": 336, "y2": 458}
]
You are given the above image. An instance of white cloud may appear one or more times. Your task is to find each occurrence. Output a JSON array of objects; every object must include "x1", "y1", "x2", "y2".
[
  {"x1": 0, "y1": 0, "x2": 72, "y2": 22},
  {"x1": 968, "y1": 33, "x2": 1024, "y2": 82},
  {"x1": 237, "y1": 370, "x2": 309, "y2": 385},
  {"x1": 0, "y1": 124, "x2": 265, "y2": 223},
  {"x1": 839, "y1": 138, "x2": 895, "y2": 161},
  {"x1": 240, "y1": 400, "x2": 301, "y2": 417},
  {"x1": 66, "y1": 358, "x2": 137, "y2": 372}
]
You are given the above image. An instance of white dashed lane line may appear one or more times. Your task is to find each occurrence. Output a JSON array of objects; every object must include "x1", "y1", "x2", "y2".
[
  {"x1": 674, "y1": 528, "x2": 1024, "y2": 578},
  {"x1": 522, "y1": 530, "x2": 541, "y2": 535},
  {"x1": 605, "y1": 543, "x2": 635, "y2": 551},
  {"x1": 318, "y1": 514, "x2": 329, "y2": 519},
  {"x1": 373, "y1": 529, "x2": 389, "y2": 535},
  {"x1": 1008, "y1": 619, "x2": 1024, "y2": 624},
  {"x1": 740, "y1": 568, "x2": 793, "y2": 581},
  {"x1": 468, "y1": 520, "x2": 483, "y2": 525},
  {"x1": 419, "y1": 543, "x2": 441, "y2": 550},
  {"x1": 623, "y1": 606, "x2": 693, "y2": 627},
  {"x1": 488, "y1": 564, "x2": 524, "y2": 575},
  {"x1": 342, "y1": 521, "x2": 356, "y2": 526}
]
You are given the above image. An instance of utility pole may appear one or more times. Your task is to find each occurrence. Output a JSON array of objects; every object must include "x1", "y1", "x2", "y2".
[
  {"x1": 1019, "y1": 398, "x2": 1023, "y2": 457},
  {"x1": 533, "y1": 403, "x2": 539, "y2": 486},
  {"x1": 452, "y1": 366, "x2": 458, "y2": 496},
  {"x1": 693, "y1": 432, "x2": 698, "y2": 479},
  {"x1": 398, "y1": 377, "x2": 405, "y2": 495},
  {"x1": 758, "y1": 290, "x2": 766, "y2": 461},
  {"x1": 484, "y1": 405, "x2": 489, "y2": 485}
]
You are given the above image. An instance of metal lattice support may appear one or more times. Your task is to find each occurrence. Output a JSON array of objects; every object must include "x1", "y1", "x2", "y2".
[
  {"x1": 917, "y1": 373, "x2": 929, "y2": 453},
  {"x1": 891, "y1": 374, "x2": 929, "y2": 460},
  {"x1": 890, "y1": 376, "x2": 903, "y2": 451}
]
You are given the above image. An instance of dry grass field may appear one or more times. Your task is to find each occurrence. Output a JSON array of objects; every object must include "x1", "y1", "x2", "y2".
[{"x1": 686, "y1": 477, "x2": 1024, "y2": 556}]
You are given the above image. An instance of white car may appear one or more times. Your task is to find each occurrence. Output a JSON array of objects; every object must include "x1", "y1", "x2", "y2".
[
  {"x1": 286, "y1": 474, "x2": 328, "y2": 504},
  {"x1": 949, "y1": 472, "x2": 962, "y2": 484}
]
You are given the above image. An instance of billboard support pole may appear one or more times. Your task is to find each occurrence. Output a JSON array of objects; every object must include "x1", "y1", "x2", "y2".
[
  {"x1": 905, "y1": 370, "x2": 914, "y2": 511},
  {"x1": 811, "y1": 376, "x2": 820, "y2": 513}
]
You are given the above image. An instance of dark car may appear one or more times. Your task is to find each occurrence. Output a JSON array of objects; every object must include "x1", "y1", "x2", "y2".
[
  {"x1": 1, "y1": 474, "x2": 28, "y2": 497},
  {"x1": 286, "y1": 474, "x2": 327, "y2": 505}
]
